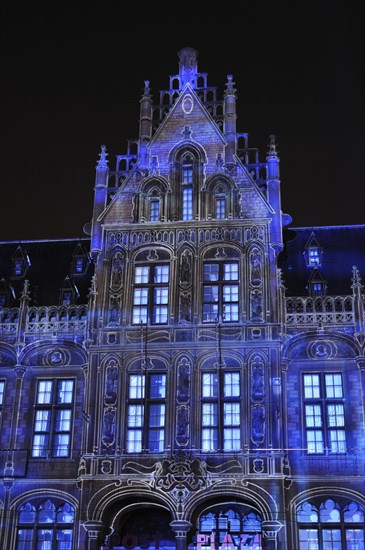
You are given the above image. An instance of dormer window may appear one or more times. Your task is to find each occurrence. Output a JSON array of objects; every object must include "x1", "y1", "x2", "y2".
[
  {"x1": 71, "y1": 242, "x2": 91, "y2": 276},
  {"x1": 11, "y1": 246, "x2": 30, "y2": 279},
  {"x1": 304, "y1": 232, "x2": 323, "y2": 268},
  {"x1": 307, "y1": 269, "x2": 327, "y2": 297},
  {"x1": 308, "y1": 247, "x2": 320, "y2": 267},
  {"x1": 59, "y1": 276, "x2": 79, "y2": 306}
]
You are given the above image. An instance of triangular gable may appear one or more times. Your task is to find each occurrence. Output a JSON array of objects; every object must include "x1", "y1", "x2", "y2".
[{"x1": 149, "y1": 82, "x2": 226, "y2": 147}]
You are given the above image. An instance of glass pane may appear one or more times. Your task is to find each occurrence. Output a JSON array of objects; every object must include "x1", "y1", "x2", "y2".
[
  {"x1": 57, "y1": 380, "x2": 74, "y2": 404},
  {"x1": 329, "y1": 430, "x2": 346, "y2": 453},
  {"x1": 322, "y1": 529, "x2": 342, "y2": 549},
  {"x1": 345, "y1": 529, "x2": 364, "y2": 549},
  {"x1": 297, "y1": 502, "x2": 318, "y2": 523},
  {"x1": 57, "y1": 503, "x2": 75, "y2": 524},
  {"x1": 152, "y1": 305, "x2": 168, "y2": 324},
  {"x1": 56, "y1": 528, "x2": 73, "y2": 550},
  {"x1": 201, "y1": 428, "x2": 218, "y2": 451},
  {"x1": 17, "y1": 528, "x2": 33, "y2": 548},
  {"x1": 327, "y1": 404, "x2": 345, "y2": 427},
  {"x1": 298, "y1": 529, "x2": 319, "y2": 550},
  {"x1": 154, "y1": 287, "x2": 168, "y2": 304},
  {"x1": 223, "y1": 428, "x2": 240, "y2": 451},
  {"x1": 203, "y1": 304, "x2": 218, "y2": 322},
  {"x1": 203, "y1": 285, "x2": 219, "y2": 302},
  {"x1": 150, "y1": 199, "x2": 160, "y2": 221},
  {"x1": 149, "y1": 404, "x2": 165, "y2": 427},
  {"x1": 223, "y1": 285, "x2": 238, "y2": 302},
  {"x1": 135, "y1": 266, "x2": 149, "y2": 284},
  {"x1": 325, "y1": 373, "x2": 343, "y2": 398},
  {"x1": 344, "y1": 502, "x2": 365, "y2": 523},
  {"x1": 132, "y1": 306, "x2": 148, "y2": 324},
  {"x1": 128, "y1": 405, "x2": 144, "y2": 427},
  {"x1": 215, "y1": 197, "x2": 225, "y2": 219},
  {"x1": 203, "y1": 264, "x2": 219, "y2": 281},
  {"x1": 305, "y1": 405, "x2": 322, "y2": 428},
  {"x1": 154, "y1": 265, "x2": 169, "y2": 283},
  {"x1": 39, "y1": 501, "x2": 56, "y2": 523},
  {"x1": 303, "y1": 374, "x2": 320, "y2": 399},
  {"x1": 133, "y1": 288, "x2": 148, "y2": 305},
  {"x1": 55, "y1": 409, "x2": 72, "y2": 431},
  {"x1": 202, "y1": 373, "x2": 218, "y2": 397},
  {"x1": 19, "y1": 503, "x2": 36, "y2": 523},
  {"x1": 53, "y1": 434, "x2": 70, "y2": 457},
  {"x1": 202, "y1": 403, "x2": 218, "y2": 425},
  {"x1": 320, "y1": 500, "x2": 340, "y2": 522},
  {"x1": 148, "y1": 429, "x2": 164, "y2": 452},
  {"x1": 307, "y1": 430, "x2": 323, "y2": 454},
  {"x1": 223, "y1": 403, "x2": 240, "y2": 425},
  {"x1": 129, "y1": 375, "x2": 145, "y2": 399},
  {"x1": 224, "y1": 372, "x2": 240, "y2": 397},
  {"x1": 32, "y1": 434, "x2": 49, "y2": 457},
  {"x1": 0, "y1": 381, "x2": 4, "y2": 405},
  {"x1": 34, "y1": 410, "x2": 51, "y2": 432},
  {"x1": 126, "y1": 430, "x2": 142, "y2": 452},
  {"x1": 37, "y1": 381, "x2": 53, "y2": 404},
  {"x1": 182, "y1": 186, "x2": 193, "y2": 220},
  {"x1": 224, "y1": 263, "x2": 239, "y2": 280},
  {"x1": 150, "y1": 374, "x2": 166, "y2": 398},
  {"x1": 222, "y1": 303, "x2": 239, "y2": 322}
]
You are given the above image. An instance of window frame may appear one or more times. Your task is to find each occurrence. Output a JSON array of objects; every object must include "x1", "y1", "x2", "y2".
[
  {"x1": 132, "y1": 263, "x2": 170, "y2": 325},
  {"x1": 126, "y1": 372, "x2": 167, "y2": 453},
  {"x1": 201, "y1": 370, "x2": 241, "y2": 453},
  {"x1": 302, "y1": 372, "x2": 346, "y2": 455},
  {"x1": 32, "y1": 379, "x2": 75, "y2": 459},
  {"x1": 202, "y1": 260, "x2": 240, "y2": 323}
]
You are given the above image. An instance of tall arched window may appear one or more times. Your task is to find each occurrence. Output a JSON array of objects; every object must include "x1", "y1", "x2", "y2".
[
  {"x1": 181, "y1": 155, "x2": 194, "y2": 220},
  {"x1": 16, "y1": 499, "x2": 75, "y2": 549},
  {"x1": 297, "y1": 498, "x2": 365, "y2": 549}
]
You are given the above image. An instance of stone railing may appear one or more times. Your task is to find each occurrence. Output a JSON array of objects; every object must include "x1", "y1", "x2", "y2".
[
  {"x1": 0, "y1": 305, "x2": 88, "y2": 340},
  {"x1": 285, "y1": 295, "x2": 355, "y2": 326}
]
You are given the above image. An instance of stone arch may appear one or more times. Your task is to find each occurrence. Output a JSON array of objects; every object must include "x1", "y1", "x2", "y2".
[{"x1": 202, "y1": 174, "x2": 239, "y2": 220}]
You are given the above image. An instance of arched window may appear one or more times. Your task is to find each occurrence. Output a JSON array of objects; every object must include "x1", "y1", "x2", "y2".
[
  {"x1": 181, "y1": 155, "x2": 194, "y2": 220},
  {"x1": 297, "y1": 498, "x2": 365, "y2": 549},
  {"x1": 16, "y1": 499, "x2": 74, "y2": 549}
]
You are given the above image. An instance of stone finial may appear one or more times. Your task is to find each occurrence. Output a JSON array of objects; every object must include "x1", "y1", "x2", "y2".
[{"x1": 96, "y1": 144, "x2": 108, "y2": 168}]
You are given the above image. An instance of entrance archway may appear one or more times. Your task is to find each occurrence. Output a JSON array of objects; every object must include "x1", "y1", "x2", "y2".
[
  {"x1": 105, "y1": 507, "x2": 175, "y2": 550},
  {"x1": 188, "y1": 502, "x2": 264, "y2": 549}
]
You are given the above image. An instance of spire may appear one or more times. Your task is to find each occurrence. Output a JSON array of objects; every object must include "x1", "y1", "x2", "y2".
[{"x1": 223, "y1": 74, "x2": 237, "y2": 167}]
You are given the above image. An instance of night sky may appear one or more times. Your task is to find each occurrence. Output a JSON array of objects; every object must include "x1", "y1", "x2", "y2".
[{"x1": 1, "y1": 3, "x2": 364, "y2": 242}]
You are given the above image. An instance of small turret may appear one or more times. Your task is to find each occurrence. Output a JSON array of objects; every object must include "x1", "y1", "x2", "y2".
[
  {"x1": 138, "y1": 80, "x2": 153, "y2": 168},
  {"x1": 266, "y1": 135, "x2": 283, "y2": 256},
  {"x1": 91, "y1": 145, "x2": 109, "y2": 258},
  {"x1": 223, "y1": 74, "x2": 237, "y2": 168}
]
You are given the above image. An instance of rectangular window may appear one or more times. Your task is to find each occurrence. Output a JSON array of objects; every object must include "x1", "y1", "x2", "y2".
[
  {"x1": 126, "y1": 373, "x2": 166, "y2": 453},
  {"x1": 308, "y1": 248, "x2": 320, "y2": 266},
  {"x1": 203, "y1": 262, "x2": 239, "y2": 323},
  {"x1": 149, "y1": 198, "x2": 160, "y2": 221},
  {"x1": 182, "y1": 186, "x2": 193, "y2": 220},
  {"x1": 215, "y1": 196, "x2": 226, "y2": 219},
  {"x1": 133, "y1": 264, "x2": 169, "y2": 325},
  {"x1": 32, "y1": 379, "x2": 74, "y2": 458},
  {"x1": 201, "y1": 371, "x2": 241, "y2": 452},
  {"x1": 303, "y1": 372, "x2": 346, "y2": 455}
]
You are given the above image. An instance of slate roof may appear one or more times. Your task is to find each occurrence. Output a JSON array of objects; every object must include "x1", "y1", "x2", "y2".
[
  {"x1": 280, "y1": 225, "x2": 365, "y2": 297},
  {"x1": 0, "y1": 238, "x2": 94, "y2": 307}
]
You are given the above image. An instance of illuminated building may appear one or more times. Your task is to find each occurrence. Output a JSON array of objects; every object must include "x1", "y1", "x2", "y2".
[{"x1": 0, "y1": 47, "x2": 364, "y2": 549}]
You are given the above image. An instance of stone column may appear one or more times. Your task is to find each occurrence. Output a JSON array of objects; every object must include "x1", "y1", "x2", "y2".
[
  {"x1": 261, "y1": 520, "x2": 283, "y2": 550},
  {"x1": 170, "y1": 520, "x2": 192, "y2": 550},
  {"x1": 83, "y1": 521, "x2": 105, "y2": 550}
]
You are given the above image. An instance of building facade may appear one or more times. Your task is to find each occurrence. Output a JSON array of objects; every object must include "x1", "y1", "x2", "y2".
[{"x1": 0, "y1": 47, "x2": 364, "y2": 550}]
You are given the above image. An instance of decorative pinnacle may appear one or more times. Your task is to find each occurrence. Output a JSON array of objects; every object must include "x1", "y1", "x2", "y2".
[
  {"x1": 96, "y1": 144, "x2": 108, "y2": 168},
  {"x1": 267, "y1": 135, "x2": 279, "y2": 156},
  {"x1": 144, "y1": 80, "x2": 150, "y2": 95},
  {"x1": 225, "y1": 74, "x2": 236, "y2": 94}
]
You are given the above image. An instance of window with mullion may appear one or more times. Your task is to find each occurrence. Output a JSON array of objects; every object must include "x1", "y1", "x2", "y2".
[
  {"x1": 201, "y1": 371, "x2": 241, "y2": 452},
  {"x1": 202, "y1": 262, "x2": 239, "y2": 323},
  {"x1": 215, "y1": 195, "x2": 226, "y2": 219},
  {"x1": 133, "y1": 264, "x2": 170, "y2": 325},
  {"x1": 182, "y1": 162, "x2": 193, "y2": 220},
  {"x1": 303, "y1": 372, "x2": 346, "y2": 455},
  {"x1": 126, "y1": 373, "x2": 166, "y2": 453},
  {"x1": 32, "y1": 379, "x2": 74, "y2": 458}
]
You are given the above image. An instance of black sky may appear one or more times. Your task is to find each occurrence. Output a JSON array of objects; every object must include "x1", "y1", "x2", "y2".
[{"x1": 1, "y1": 3, "x2": 364, "y2": 241}]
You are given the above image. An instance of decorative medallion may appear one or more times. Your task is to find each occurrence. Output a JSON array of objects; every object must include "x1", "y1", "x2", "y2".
[{"x1": 182, "y1": 94, "x2": 194, "y2": 114}]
